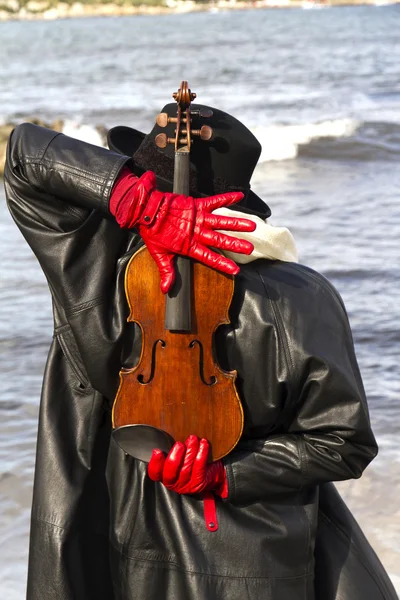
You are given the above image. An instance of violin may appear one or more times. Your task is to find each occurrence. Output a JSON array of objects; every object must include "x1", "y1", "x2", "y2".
[{"x1": 112, "y1": 82, "x2": 244, "y2": 462}]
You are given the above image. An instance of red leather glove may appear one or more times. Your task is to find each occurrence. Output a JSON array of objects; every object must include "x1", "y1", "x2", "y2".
[
  {"x1": 110, "y1": 168, "x2": 256, "y2": 293},
  {"x1": 148, "y1": 435, "x2": 228, "y2": 498}
]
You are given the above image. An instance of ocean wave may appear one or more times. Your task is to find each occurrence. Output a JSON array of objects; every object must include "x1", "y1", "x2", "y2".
[
  {"x1": 253, "y1": 119, "x2": 400, "y2": 162},
  {"x1": 253, "y1": 119, "x2": 359, "y2": 162},
  {"x1": 6, "y1": 116, "x2": 399, "y2": 164},
  {"x1": 62, "y1": 120, "x2": 106, "y2": 147},
  {"x1": 63, "y1": 118, "x2": 359, "y2": 160}
]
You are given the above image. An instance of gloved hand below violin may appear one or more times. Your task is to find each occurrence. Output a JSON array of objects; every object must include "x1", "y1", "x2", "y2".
[
  {"x1": 110, "y1": 168, "x2": 256, "y2": 294},
  {"x1": 147, "y1": 435, "x2": 228, "y2": 498}
]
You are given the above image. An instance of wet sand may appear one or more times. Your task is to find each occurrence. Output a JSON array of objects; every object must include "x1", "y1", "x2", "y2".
[{"x1": 336, "y1": 456, "x2": 400, "y2": 594}]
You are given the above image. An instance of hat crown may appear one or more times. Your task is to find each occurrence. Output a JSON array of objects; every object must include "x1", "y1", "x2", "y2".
[{"x1": 149, "y1": 103, "x2": 262, "y2": 196}]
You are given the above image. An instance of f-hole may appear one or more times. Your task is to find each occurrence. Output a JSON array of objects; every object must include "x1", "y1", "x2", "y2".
[
  {"x1": 137, "y1": 339, "x2": 166, "y2": 384},
  {"x1": 189, "y1": 340, "x2": 217, "y2": 386}
]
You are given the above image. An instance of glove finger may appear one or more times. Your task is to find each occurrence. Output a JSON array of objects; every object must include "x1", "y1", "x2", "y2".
[
  {"x1": 146, "y1": 244, "x2": 176, "y2": 294},
  {"x1": 189, "y1": 243, "x2": 240, "y2": 275},
  {"x1": 163, "y1": 442, "x2": 186, "y2": 487},
  {"x1": 160, "y1": 268, "x2": 175, "y2": 295},
  {"x1": 177, "y1": 435, "x2": 200, "y2": 488},
  {"x1": 140, "y1": 170, "x2": 157, "y2": 193},
  {"x1": 147, "y1": 449, "x2": 166, "y2": 481},
  {"x1": 190, "y1": 438, "x2": 210, "y2": 493},
  {"x1": 197, "y1": 229, "x2": 254, "y2": 256},
  {"x1": 199, "y1": 192, "x2": 244, "y2": 211},
  {"x1": 203, "y1": 213, "x2": 256, "y2": 233}
]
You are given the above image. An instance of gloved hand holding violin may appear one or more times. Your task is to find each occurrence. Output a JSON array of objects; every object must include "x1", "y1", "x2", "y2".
[
  {"x1": 110, "y1": 168, "x2": 256, "y2": 294},
  {"x1": 148, "y1": 435, "x2": 228, "y2": 499}
]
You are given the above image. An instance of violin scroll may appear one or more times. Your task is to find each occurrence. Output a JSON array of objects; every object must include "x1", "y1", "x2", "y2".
[
  {"x1": 155, "y1": 81, "x2": 213, "y2": 152},
  {"x1": 172, "y1": 80, "x2": 196, "y2": 108}
]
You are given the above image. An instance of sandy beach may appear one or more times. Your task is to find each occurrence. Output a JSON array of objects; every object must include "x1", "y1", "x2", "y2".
[
  {"x1": 1, "y1": 0, "x2": 400, "y2": 22},
  {"x1": 336, "y1": 459, "x2": 400, "y2": 594}
]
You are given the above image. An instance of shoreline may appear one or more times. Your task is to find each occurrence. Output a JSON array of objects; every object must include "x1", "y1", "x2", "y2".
[{"x1": 0, "y1": 0, "x2": 399, "y2": 22}]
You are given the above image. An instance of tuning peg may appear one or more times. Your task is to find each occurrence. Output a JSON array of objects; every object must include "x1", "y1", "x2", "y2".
[
  {"x1": 156, "y1": 113, "x2": 169, "y2": 128},
  {"x1": 190, "y1": 108, "x2": 213, "y2": 119},
  {"x1": 156, "y1": 113, "x2": 179, "y2": 127},
  {"x1": 157, "y1": 113, "x2": 193, "y2": 128},
  {"x1": 191, "y1": 125, "x2": 213, "y2": 141},
  {"x1": 155, "y1": 133, "x2": 175, "y2": 148}
]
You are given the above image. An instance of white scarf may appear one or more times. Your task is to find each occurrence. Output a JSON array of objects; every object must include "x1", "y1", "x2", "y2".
[{"x1": 214, "y1": 207, "x2": 299, "y2": 265}]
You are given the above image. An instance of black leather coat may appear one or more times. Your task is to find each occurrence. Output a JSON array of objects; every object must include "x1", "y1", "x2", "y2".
[{"x1": 4, "y1": 123, "x2": 395, "y2": 600}]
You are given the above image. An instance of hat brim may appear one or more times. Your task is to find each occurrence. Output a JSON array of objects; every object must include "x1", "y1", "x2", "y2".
[{"x1": 107, "y1": 126, "x2": 271, "y2": 219}]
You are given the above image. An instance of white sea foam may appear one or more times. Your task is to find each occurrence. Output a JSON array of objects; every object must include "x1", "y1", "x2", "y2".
[
  {"x1": 59, "y1": 118, "x2": 360, "y2": 162},
  {"x1": 62, "y1": 120, "x2": 105, "y2": 147},
  {"x1": 253, "y1": 119, "x2": 360, "y2": 162}
]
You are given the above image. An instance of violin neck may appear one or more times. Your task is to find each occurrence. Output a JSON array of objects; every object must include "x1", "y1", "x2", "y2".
[{"x1": 164, "y1": 150, "x2": 192, "y2": 332}]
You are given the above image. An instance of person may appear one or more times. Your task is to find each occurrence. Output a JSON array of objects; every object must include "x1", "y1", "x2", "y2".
[{"x1": 3, "y1": 104, "x2": 393, "y2": 600}]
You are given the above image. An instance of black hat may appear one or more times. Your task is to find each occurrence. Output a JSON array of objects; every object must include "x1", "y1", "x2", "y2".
[{"x1": 107, "y1": 103, "x2": 271, "y2": 219}]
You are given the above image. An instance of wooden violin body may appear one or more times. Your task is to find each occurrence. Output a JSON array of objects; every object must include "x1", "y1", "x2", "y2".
[{"x1": 112, "y1": 245, "x2": 243, "y2": 462}]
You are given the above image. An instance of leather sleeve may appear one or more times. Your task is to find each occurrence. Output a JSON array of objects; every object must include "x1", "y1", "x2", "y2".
[
  {"x1": 4, "y1": 122, "x2": 129, "y2": 216},
  {"x1": 4, "y1": 123, "x2": 133, "y2": 315},
  {"x1": 224, "y1": 267, "x2": 378, "y2": 504}
]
